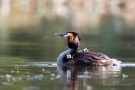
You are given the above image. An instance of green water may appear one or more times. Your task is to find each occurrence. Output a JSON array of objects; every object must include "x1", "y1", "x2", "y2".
[{"x1": 0, "y1": 33, "x2": 134, "y2": 90}]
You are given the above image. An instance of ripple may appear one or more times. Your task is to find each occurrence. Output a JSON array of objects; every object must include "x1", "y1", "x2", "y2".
[
  {"x1": 120, "y1": 62, "x2": 135, "y2": 67},
  {"x1": 0, "y1": 62, "x2": 135, "y2": 68},
  {"x1": 31, "y1": 62, "x2": 57, "y2": 67},
  {"x1": 0, "y1": 62, "x2": 57, "y2": 68}
]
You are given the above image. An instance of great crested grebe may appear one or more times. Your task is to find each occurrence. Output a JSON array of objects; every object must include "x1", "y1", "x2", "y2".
[{"x1": 56, "y1": 32, "x2": 121, "y2": 66}]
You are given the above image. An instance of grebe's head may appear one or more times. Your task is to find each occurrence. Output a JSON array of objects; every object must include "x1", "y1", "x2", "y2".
[{"x1": 56, "y1": 32, "x2": 81, "y2": 49}]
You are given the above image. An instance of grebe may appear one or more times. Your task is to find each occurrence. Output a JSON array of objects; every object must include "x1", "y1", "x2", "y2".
[{"x1": 56, "y1": 32, "x2": 121, "y2": 66}]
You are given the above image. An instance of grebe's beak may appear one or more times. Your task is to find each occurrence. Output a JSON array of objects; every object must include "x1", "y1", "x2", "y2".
[{"x1": 55, "y1": 32, "x2": 67, "y2": 37}]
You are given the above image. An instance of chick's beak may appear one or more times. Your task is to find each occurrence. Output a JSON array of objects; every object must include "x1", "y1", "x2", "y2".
[{"x1": 55, "y1": 32, "x2": 67, "y2": 37}]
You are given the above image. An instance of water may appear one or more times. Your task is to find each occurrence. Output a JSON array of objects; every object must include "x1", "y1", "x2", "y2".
[
  {"x1": 0, "y1": 62, "x2": 134, "y2": 90},
  {"x1": 0, "y1": 31, "x2": 134, "y2": 90}
]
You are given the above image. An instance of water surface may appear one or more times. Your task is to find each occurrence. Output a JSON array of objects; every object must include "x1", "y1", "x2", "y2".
[
  {"x1": 0, "y1": 62, "x2": 134, "y2": 90},
  {"x1": 0, "y1": 30, "x2": 135, "y2": 90}
]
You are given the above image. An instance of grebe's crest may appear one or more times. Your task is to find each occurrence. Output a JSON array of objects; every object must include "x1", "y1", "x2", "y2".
[{"x1": 64, "y1": 32, "x2": 80, "y2": 44}]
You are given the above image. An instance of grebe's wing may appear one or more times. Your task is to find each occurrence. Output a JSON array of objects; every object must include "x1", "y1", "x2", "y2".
[{"x1": 74, "y1": 51, "x2": 110, "y2": 60}]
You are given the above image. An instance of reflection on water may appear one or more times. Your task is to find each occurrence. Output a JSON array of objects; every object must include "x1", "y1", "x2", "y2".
[
  {"x1": 57, "y1": 62, "x2": 135, "y2": 90},
  {"x1": 0, "y1": 62, "x2": 135, "y2": 90},
  {"x1": 57, "y1": 65, "x2": 121, "y2": 90}
]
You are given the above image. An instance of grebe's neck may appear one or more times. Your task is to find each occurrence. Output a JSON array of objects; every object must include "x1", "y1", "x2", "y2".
[
  {"x1": 68, "y1": 47, "x2": 78, "y2": 55},
  {"x1": 57, "y1": 42, "x2": 79, "y2": 65},
  {"x1": 57, "y1": 48, "x2": 77, "y2": 65},
  {"x1": 67, "y1": 42, "x2": 79, "y2": 53}
]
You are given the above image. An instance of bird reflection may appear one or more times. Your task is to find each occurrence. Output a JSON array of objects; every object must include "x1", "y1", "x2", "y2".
[{"x1": 57, "y1": 65, "x2": 121, "y2": 90}]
